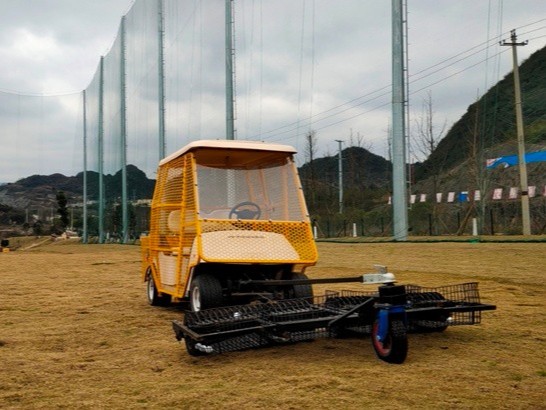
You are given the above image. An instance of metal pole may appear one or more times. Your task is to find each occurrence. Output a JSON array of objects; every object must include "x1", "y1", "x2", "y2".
[
  {"x1": 225, "y1": 0, "x2": 235, "y2": 140},
  {"x1": 391, "y1": 0, "x2": 408, "y2": 241},
  {"x1": 121, "y1": 16, "x2": 129, "y2": 243},
  {"x1": 501, "y1": 30, "x2": 530, "y2": 235},
  {"x1": 402, "y1": 0, "x2": 412, "y2": 205},
  {"x1": 98, "y1": 56, "x2": 105, "y2": 244},
  {"x1": 82, "y1": 90, "x2": 88, "y2": 244},
  {"x1": 158, "y1": 0, "x2": 166, "y2": 158},
  {"x1": 336, "y1": 140, "x2": 343, "y2": 214},
  {"x1": 70, "y1": 207, "x2": 74, "y2": 231}
]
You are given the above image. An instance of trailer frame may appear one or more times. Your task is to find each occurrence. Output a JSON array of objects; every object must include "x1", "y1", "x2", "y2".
[{"x1": 173, "y1": 281, "x2": 496, "y2": 363}]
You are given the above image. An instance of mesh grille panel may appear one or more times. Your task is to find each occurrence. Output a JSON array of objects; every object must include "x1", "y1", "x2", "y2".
[
  {"x1": 406, "y1": 282, "x2": 483, "y2": 326},
  {"x1": 196, "y1": 158, "x2": 305, "y2": 221},
  {"x1": 148, "y1": 154, "x2": 197, "y2": 295},
  {"x1": 200, "y1": 220, "x2": 317, "y2": 262}
]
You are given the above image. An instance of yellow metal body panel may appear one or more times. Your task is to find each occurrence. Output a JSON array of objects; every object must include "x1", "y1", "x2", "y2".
[{"x1": 140, "y1": 141, "x2": 318, "y2": 300}]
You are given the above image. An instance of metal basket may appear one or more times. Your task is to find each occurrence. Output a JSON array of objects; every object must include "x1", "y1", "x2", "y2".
[{"x1": 177, "y1": 282, "x2": 491, "y2": 354}]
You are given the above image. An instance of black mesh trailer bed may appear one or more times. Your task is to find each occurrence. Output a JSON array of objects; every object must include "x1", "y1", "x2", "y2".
[{"x1": 173, "y1": 282, "x2": 496, "y2": 364}]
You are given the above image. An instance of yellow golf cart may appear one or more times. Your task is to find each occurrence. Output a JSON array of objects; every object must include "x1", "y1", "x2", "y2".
[{"x1": 141, "y1": 140, "x2": 318, "y2": 311}]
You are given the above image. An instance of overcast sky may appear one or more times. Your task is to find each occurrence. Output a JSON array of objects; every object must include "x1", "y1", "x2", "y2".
[{"x1": 0, "y1": 0, "x2": 545, "y2": 182}]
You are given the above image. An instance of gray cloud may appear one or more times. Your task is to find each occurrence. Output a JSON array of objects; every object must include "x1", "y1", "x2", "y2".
[{"x1": 0, "y1": 0, "x2": 545, "y2": 182}]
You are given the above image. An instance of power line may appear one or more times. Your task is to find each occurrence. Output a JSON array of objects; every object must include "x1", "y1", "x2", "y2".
[
  {"x1": 260, "y1": 46, "x2": 518, "y2": 143},
  {"x1": 255, "y1": 26, "x2": 544, "y2": 143}
]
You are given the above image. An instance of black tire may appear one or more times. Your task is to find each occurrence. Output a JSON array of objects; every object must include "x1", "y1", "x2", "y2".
[
  {"x1": 407, "y1": 291, "x2": 449, "y2": 332},
  {"x1": 406, "y1": 291, "x2": 446, "y2": 305},
  {"x1": 291, "y1": 272, "x2": 313, "y2": 300},
  {"x1": 371, "y1": 319, "x2": 408, "y2": 364},
  {"x1": 146, "y1": 269, "x2": 171, "y2": 306},
  {"x1": 189, "y1": 274, "x2": 223, "y2": 312}
]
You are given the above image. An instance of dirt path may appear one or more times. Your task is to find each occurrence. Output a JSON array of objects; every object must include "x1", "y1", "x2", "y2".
[{"x1": 0, "y1": 242, "x2": 544, "y2": 409}]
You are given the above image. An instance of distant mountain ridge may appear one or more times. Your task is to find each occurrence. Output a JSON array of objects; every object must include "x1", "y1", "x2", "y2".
[{"x1": 0, "y1": 165, "x2": 155, "y2": 210}]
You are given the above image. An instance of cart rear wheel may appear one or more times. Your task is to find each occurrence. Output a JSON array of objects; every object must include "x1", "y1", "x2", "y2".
[
  {"x1": 146, "y1": 269, "x2": 171, "y2": 306},
  {"x1": 189, "y1": 274, "x2": 223, "y2": 312},
  {"x1": 291, "y1": 272, "x2": 313, "y2": 300},
  {"x1": 371, "y1": 319, "x2": 408, "y2": 364}
]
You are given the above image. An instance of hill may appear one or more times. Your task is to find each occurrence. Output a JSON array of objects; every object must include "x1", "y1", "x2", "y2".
[
  {"x1": 299, "y1": 146, "x2": 391, "y2": 215},
  {"x1": 414, "y1": 45, "x2": 546, "y2": 182}
]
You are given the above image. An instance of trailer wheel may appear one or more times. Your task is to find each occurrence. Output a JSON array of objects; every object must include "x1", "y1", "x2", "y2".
[
  {"x1": 189, "y1": 274, "x2": 223, "y2": 312},
  {"x1": 146, "y1": 269, "x2": 170, "y2": 306},
  {"x1": 371, "y1": 319, "x2": 408, "y2": 364},
  {"x1": 291, "y1": 272, "x2": 313, "y2": 300}
]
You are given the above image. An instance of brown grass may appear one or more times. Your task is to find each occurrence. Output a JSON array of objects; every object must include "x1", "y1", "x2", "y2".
[{"x1": 0, "y1": 240, "x2": 545, "y2": 409}]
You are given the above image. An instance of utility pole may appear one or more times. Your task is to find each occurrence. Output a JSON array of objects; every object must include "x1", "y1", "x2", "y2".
[
  {"x1": 336, "y1": 140, "x2": 343, "y2": 214},
  {"x1": 501, "y1": 29, "x2": 530, "y2": 235}
]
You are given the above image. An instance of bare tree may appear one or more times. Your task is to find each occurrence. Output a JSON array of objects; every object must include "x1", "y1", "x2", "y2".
[
  {"x1": 465, "y1": 93, "x2": 490, "y2": 235},
  {"x1": 348, "y1": 129, "x2": 373, "y2": 151},
  {"x1": 412, "y1": 91, "x2": 447, "y2": 234},
  {"x1": 413, "y1": 91, "x2": 447, "y2": 162}
]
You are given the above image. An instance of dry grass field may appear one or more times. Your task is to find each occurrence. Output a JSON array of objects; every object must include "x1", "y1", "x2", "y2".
[{"x1": 0, "y1": 239, "x2": 544, "y2": 409}]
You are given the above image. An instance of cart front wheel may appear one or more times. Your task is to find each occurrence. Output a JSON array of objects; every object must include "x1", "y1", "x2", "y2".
[
  {"x1": 189, "y1": 274, "x2": 223, "y2": 312},
  {"x1": 146, "y1": 269, "x2": 171, "y2": 306},
  {"x1": 371, "y1": 319, "x2": 408, "y2": 364}
]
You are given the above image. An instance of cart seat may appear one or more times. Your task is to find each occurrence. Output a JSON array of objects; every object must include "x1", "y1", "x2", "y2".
[
  {"x1": 168, "y1": 210, "x2": 181, "y2": 232},
  {"x1": 200, "y1": 209, "x2": 230, "y2": 219}
]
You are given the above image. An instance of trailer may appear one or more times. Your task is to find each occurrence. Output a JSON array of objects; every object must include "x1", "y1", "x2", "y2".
[
  {"x1": 173, "y1": 279, "x2": 495, "y2": 363},
  {"x1": 141, "y1": 139, "x2": 496, "y2": 364}
]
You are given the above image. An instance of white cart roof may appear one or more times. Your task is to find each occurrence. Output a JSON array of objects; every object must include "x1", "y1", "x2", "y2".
[{"x1": 160, "y1": 139, "x2": 297, "y2": 166}]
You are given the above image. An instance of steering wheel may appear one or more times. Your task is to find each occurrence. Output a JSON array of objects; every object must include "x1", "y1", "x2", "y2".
[{"x1": 229, "y1": 201, "x2": 262, "y2": 220}]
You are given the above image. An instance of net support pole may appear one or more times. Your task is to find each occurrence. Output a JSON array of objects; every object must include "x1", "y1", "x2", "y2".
[
  {"x1": 225, "y1": 0, "x2": 235, "y2": 140},
  {"x1": 157, "y1": 0, "x2": 166, "y2": 159},
  {"x1": 98, "y1": 56, "x2": 105, "y2": 244},
  {"x1": 82, "y1": 90, "x2": 88, "y2": 244},
  {"x1": 391, "y1": 0, "x2": 408, "y2": 241},
  {"x1": 120, "y1": 16, "x2": 129, "y2": 243}
]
